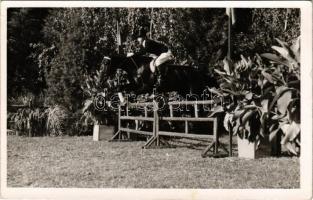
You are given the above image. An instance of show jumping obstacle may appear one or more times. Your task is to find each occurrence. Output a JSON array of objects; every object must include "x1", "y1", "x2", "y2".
[{"x1": 110, "y1": 99, "x2": 231, "y2": 157}]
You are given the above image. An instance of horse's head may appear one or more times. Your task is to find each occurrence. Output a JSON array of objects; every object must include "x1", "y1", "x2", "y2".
[
  {"x1": 102, "y1": 54, "x2": 152, "y2": 90},
  {"x1": 103, "y1": 55, "x2": 152, "y2": 102},
  {"x1": 101, "y1": 55, "x2": 126, "y2": 76}
]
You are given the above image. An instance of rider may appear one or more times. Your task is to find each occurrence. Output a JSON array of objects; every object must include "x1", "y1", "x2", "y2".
[{"x1": 129, "y1": 28, "x2": 174, "y2": 73}]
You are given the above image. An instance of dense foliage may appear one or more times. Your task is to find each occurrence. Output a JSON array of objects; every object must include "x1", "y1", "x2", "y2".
[
  {"x1": 213, "y1": 37, "x2": 300, "y2": 155},
  {"x1": 124, "y1": 8, "x2": 228, "y2": 65},
  {"x1": 7, "y1": 8, "x2": 48, "y2": 96},
  {"x1": 7, "y1": 8, "x2": 300, "y2": 139},
  {"x1": 233, "y1": 8, "x2": 300, "y2": 57}
]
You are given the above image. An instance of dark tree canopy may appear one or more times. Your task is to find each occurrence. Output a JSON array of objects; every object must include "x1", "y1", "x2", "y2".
[
  {"x1": 7, "y1": 8, "x2": 300, "y2": 110},
  {"x1": 7, "y1": 8, "x2": 48, "y2": 96},
  {"x1": 233, "y1": 8, "x2": 300, "y2": 57}
]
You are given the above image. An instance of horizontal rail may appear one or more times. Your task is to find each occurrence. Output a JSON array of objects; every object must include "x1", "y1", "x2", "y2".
[
  {"x1": 168, "y1": 100, "x2": 215, "y2": 105},
  {"x1": 120, "y1": 116, "x2": 154, "y2": 121},
  {"x1": 127, "y1": 102, "x2": 155, "y2": 107},
  {"x1": 161, "y1": 117, "x2": 216, "y2": 122},
  {"x1": 120, "y1": 128, "x2": 153, "y2": 136},
  {"x1": 158, "y1": 131, "x2": 213, "y2": 139}
]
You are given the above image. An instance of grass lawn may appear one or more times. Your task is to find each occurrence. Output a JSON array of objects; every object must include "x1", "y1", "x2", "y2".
[{"x1": 7, "y1": 135, "x2": 299, "y2": 188}]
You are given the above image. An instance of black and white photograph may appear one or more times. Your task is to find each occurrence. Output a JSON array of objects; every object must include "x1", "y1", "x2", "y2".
[{"x1": 1, "y1": 1, "x2": 312, "y2": 199}]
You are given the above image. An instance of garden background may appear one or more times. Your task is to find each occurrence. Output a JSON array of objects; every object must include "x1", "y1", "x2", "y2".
[{"x1": 7, "y1": 8, "x2": 300, "y2": 137}]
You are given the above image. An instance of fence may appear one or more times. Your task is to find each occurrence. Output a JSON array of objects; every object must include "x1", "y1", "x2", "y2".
[{"x1": 110, "y1": 99, "x2": 232, "y2": 157}]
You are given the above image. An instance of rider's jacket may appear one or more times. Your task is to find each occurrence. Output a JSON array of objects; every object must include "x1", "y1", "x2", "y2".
[{"x1": 136, "y1": 39, "x2": 169, "y2": 56}]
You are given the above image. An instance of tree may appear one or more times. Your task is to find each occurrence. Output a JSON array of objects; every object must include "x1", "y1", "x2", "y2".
[
  {"x1": 40, "y1": 8, "x2": 127, "y2": 110},
  {"x1": 232, "y1": 8, "x2": 300, "y2": 58},
  {"x1": 7, "y1": 8, "x2": 48, "y2": 96},
  {"x1": 122, "y1": 8, "x2": 228, "y2": 66},
  {"x1": 38, "y1": 7, "x2": 300, "y2": 112}
]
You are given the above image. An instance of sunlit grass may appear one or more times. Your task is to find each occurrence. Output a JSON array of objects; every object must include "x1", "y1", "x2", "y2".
[{"x1": 7, "y1": 135, "x2": 299, "y2": 188}]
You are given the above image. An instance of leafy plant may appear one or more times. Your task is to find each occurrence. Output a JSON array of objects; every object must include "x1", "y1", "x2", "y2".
[
  {"x1": 8, "y1": 93, "x2": 46, "y2": 107},
  {"x1": 213, "y1": 37, "x2": 300, "y2": 155},
  {"x1": 46, "y1": 105, "x2": 70, "y2": 136},
  {"x1": 81, "y1": 63, "x2": 114, "y2": 126},
  {"x1": 8, "y1": 107, "x2": 47, "y2": 136},
  {"x1": 261, "y1": 37, "x2": 300, "y2": 155}
]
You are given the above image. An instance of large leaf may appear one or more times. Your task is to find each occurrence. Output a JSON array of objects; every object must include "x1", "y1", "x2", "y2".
[
  {"x1": 208, "y1": 105, "x2": 224, "y2": 117},
  {"x1": 272, "y1": 46, "x2": 290, "y2": 60},
  {"x1": 220, "y1": 82, "x2": 232, "y2": 90},
  {"x1": 277, "y1": 89, "x2": 292, "y2": 115},
  {"x1": 232, "y1": 118, "x2": 241, "y2": 135},
  {"x1": 260, "y1": 112, "x2": 268, "y2": 137},
  {"x1": 261, "y1": 99, "x2": 269, "y2": 113},
  {"x1": 239, "y1": 55, "x2": 252, "y2": 69},
  {"x1": 280, "y1": 121, "x2": 300, "y2": 144},
  {"x1": 223, "y1": 58, "x2": 232, "y2": 75},
  {"x1": 273, "y1": 39, "x2": 299, "y2": 66},
  {"x1": 224, "y1": 76, "x2": 236, "y2": 84},
  {"x1": 208, "y1": 87, "x2": 223, "y2": 96},
  {"x1": 268, "y1": 122, "x2": 285, "y2": 142},
  {"x1": 275, "y1": 38, "x2": 289, "y2": 47},
  {"x1": 82, "y1": 99, "x2": 93, "y2": 113},
  {"x1": 232, "y1": 109, "x2": 246, "y2": 120},
  {"x1": 214, "y1": 69, "x2": 227, "y2": 76},
  {"x1": 290, "y1": 37, "x2": 300, "y2": 62},
  {"x1": 223, "y1": 112, "x2": 233, "y2": 131},
  {"x1": 284, "y1": 142, "x2": 298, "y2": 156},
  {"x1": 261, "y1": 70, "x2": 275, "y2": 84},
  {"x1": 269, "y1": 86, "x2": 294, "y2": 112},
  {"x1": 232, "y1": 105, "x2": 258, "y2": 121},
  {"x1": 243, "y1": 105, "x2": 259, "y2": 110},
  {"x1": 288, "y1": 98, "x2": 300, "y2": 123},
  {"x1": 271, "y1": 114, "x2": 288, "y2": 121},
  {"x1": 261, "y1": 53, "x2": 289, "y2": 66},
  {"x1": 241, "y1": 109, "x2": 257, "y2": 126}
]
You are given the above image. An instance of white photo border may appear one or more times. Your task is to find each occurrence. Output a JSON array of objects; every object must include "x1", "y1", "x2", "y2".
[{"x1": 1, "y1": 1, "x2": 312, "y2": 199}]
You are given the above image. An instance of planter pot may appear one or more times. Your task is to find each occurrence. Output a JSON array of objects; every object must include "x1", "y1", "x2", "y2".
[
  {"x1": 237, "y1": 135, "x2": 256, "y2": 159},
  {"x1": 237, "y1": 135, "x2": 271, "y2": 159},
  {"x1": 93, "y1": 125, "x2": 115, "y2": 141}
]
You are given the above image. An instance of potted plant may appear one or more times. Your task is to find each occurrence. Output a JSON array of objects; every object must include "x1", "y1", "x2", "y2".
[
  {"x1": 81, "y1": 64, "x2": 116, "y2": 141},
  {"x1": 211, "y1": 56, "x2": 266, "y2": 158},
  {"x1": 212, "y1": 37, "x2": 300, "y2": 158},
  {"x1": 82, "y1": 101, "x2": 115, "y2": 141}
]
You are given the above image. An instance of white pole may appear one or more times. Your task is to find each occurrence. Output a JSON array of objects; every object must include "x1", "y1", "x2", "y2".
[
  {"x1": 227, "y1": 8, "x2": 232, "y2": 60},
  {"x1": 150, "y1": 8, "x2": 154, "y2": 38},
  {"x1": 118, "y1": 92, "x2": 125, "y2": 103}
]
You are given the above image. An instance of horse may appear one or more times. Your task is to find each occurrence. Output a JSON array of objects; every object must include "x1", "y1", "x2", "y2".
[
  {"x1": 103, "y1": 54, "x2": 217, "y2": 98},
  {"x1": 102, "y1": 54, "x2": 219, "y2": 139}
]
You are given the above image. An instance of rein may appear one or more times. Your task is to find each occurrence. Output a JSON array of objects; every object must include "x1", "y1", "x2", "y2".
[{"x1": 130, "y1": 56, "x2": 140, "y2": 71}]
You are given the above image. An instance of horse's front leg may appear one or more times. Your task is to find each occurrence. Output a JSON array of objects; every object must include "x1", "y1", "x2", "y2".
[{"x1": 117, "y1": 92, "x2": 125, "y2": 103}]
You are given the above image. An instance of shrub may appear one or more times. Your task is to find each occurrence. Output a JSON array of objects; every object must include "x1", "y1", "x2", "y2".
[
  {"x1": 8, "y1": 93, "x2": 46, "y2": 107},
  {"x1": 8, "y1": 107, "x2": 47, "y2": 137},
  {"x1": 46, "y1": 105, "x2": 70, "y2": 136}
]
